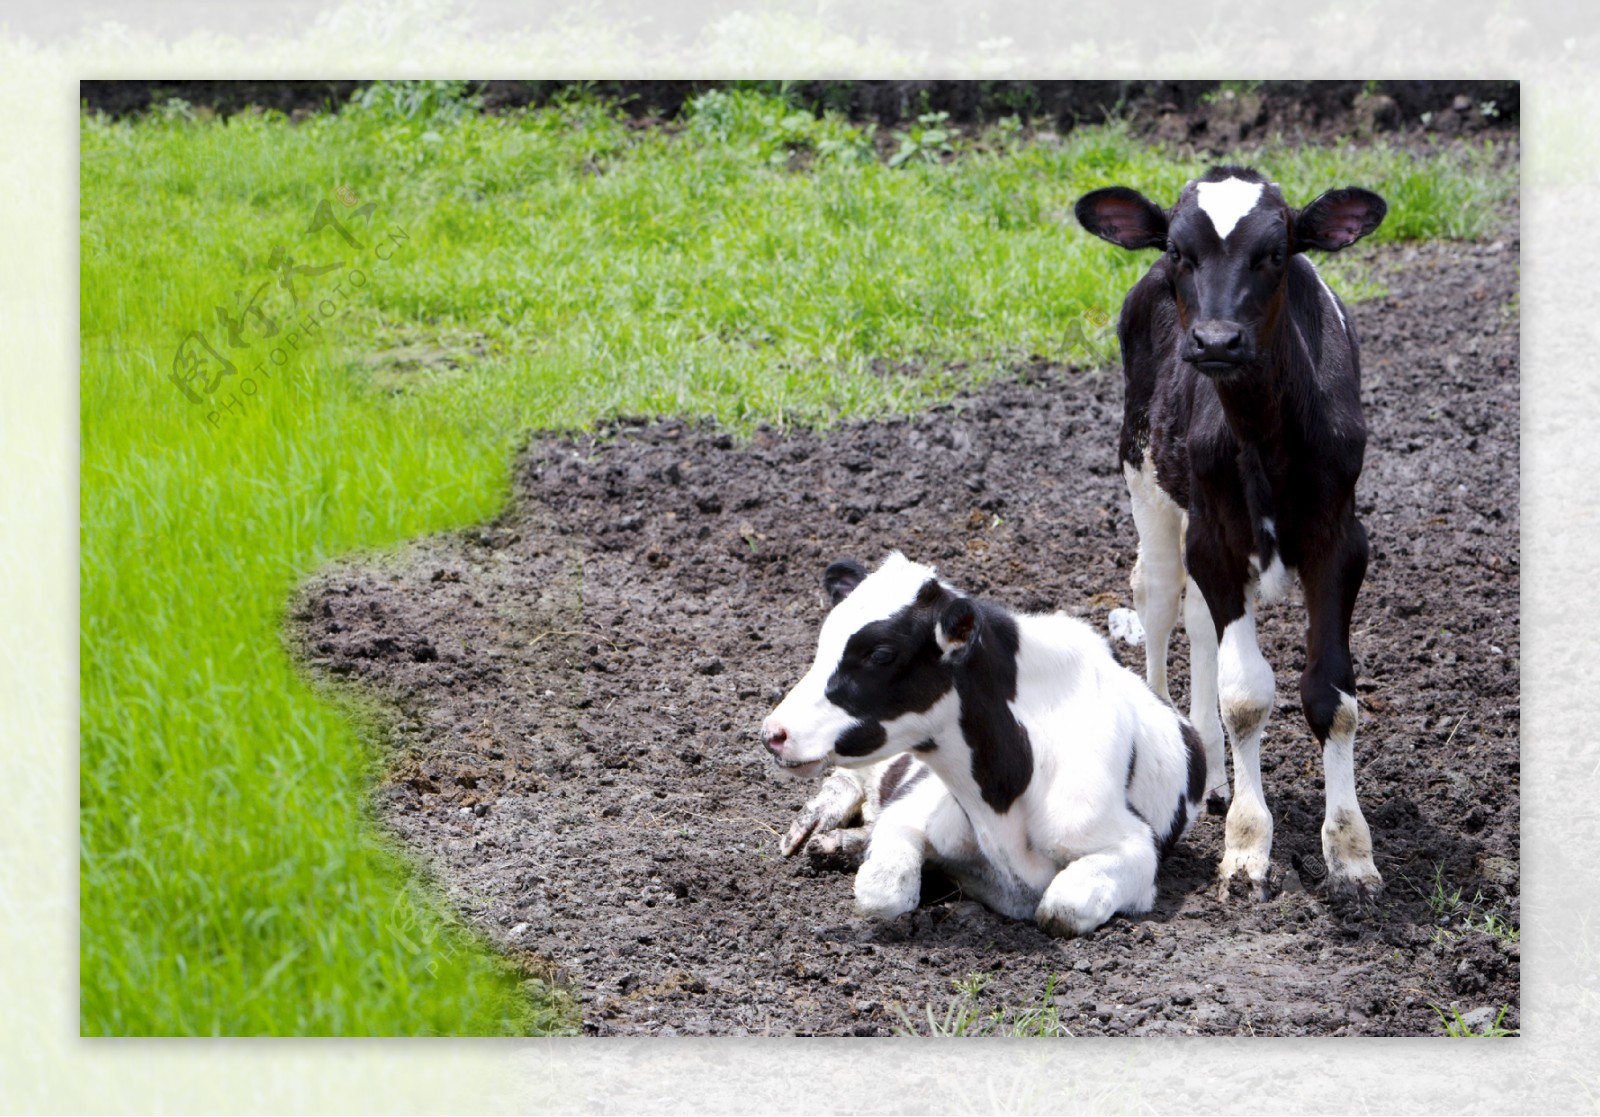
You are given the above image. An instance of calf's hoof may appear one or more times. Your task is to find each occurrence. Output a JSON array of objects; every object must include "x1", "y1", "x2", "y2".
[
  {"x1": 1218, "y1": 798, "x2": 1272, "y2": 900},
  {"x1": 781, "y1": 771, "x2": 866, "y2": 856},
  {"x1": 854, "y1": 856, "x2": 921, "y2": 921},
  {"x1": 1217, "y1": 867, "x2": 1274, "y2": 903},
  {"x1": 806, "y1": 827, "x2": 870, "y2": 872},
  {"x1": 1321, "y1": 810, "x2": 1381, "y2": 903},
  {"x1": 1035, "y1": 901, "x2": 1108, "y2": 939},
  {"x1": 780, "y1": 817, "x2": 817, "y2": 857},
  {"x1": 1036, "y1": 911, "x2": 1091, "y2": 939},
  {"x1": 1216, "y1": 851, "x2": 1274, "y2": 902},
  {"x1": 1035, "y1": 875, "x2": 1121, "y2": 938},
  {"x1": 1325, "y1": 865, "x2": 1384, "y2": 904}
]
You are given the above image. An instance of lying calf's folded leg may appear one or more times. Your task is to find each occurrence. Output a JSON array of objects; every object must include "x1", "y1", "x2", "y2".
[
  {"x1": 853, "y1": 828, "x2": 925, "y2": 920},
  {"x1": 782, "y1": 768, "x2": 867, "y2": 857},
  {"x1": 853, "y1": 778, "x2": 970, "y2": 920},
  {"x1": 808, "y1": 825, "x2": 871, "y2": 861},
  {"x1": 1035, "y1": 824, "x2": 1160, "y2": 938}
]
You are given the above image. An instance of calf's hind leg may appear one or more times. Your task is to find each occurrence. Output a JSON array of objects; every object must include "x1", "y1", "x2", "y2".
[
  {"x1": 782, "y1": 768, "x2": 867, "y2": 856},
  {"x1": 1301, "y1": 524, "x2": 1382, "y2": 900}
]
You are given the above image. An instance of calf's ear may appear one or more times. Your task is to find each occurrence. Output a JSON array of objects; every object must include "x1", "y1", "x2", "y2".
[
  {"x1": 936, "y1": 598, "x2": 982, "y2": 663},
  {"x1": 1075, "y1": 187, "x2": 1169, "y2": 250},
  {"x1": 823, "y1": 559, "x2": 868, "y2": 606},
  {"x1": 1293, "y1": 188, "x2": 1387, "y2": 252}
]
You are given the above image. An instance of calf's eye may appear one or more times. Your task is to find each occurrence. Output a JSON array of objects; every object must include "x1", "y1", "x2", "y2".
[
  {"x1": 1252, "y1": 247, "x2": 1285, "y2": 271},
  {"x1": 868, "y1": 645, "x2": 898, "y2": 666}
]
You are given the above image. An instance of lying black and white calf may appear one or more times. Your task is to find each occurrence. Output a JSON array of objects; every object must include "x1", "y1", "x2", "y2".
[{"x1": 762, "y1": 553, "x2": 1206, "y2": 937}]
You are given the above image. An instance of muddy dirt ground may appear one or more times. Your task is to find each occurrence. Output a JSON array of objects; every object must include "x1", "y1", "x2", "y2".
[{"x1": 291, "y1": 185, "x2": 1520, "y2": 1037}]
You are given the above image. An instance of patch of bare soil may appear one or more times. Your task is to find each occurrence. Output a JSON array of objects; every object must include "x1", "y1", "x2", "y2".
[{"x1": 290, "y1": 208, "x2": 1519, "y2": 1036}]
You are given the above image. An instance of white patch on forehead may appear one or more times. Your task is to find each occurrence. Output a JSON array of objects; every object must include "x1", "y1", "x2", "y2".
[{"x1": 1195, "y1": 178, "x2": 1265, "y2": 241}]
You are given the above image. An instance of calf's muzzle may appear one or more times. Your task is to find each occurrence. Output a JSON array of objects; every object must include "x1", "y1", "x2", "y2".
[{"x1": 1186, "y1": 319, "x2": 1253, "y2": 371}]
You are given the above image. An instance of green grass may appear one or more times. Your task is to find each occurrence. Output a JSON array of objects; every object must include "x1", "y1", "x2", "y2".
[
  {"x1": 1430, "y1": 1003, "x2": 1520, "y2": 1037},
  {"x1": 1401, "y1": 863, "x2": 1521, "y2": 948},
  {"x1": 894, "y1": 972, "x2": 1073, "y2": 1037},
  {"x1": 80, "y1": 85, "x2": 1519, "y2": 1035}
]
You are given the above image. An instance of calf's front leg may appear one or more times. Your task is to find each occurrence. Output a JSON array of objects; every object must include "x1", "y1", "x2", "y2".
[
  {"x1": 854, "y1": 828, "x2": 928, "y2": 922},
  {"x1": 1035, "y1": 821, "x2": 1159, "y2": 937},
  {"x1": 854, "y1": 780, "x2": 976, "y2": 920},
  {"x1": 1190, "y1": 532, "x2": 1276, "y2": 901},
  {"x1": 782, "y1": 768, "x2": 867, "y2": 856},
  {"x1": 1214, "y1": 596, "x2": 1277, "y2": 901}
]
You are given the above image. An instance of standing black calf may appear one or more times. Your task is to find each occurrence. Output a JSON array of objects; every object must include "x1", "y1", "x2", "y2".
[{"x1": 1075, "y1": 166, "x2": 1387, "y2": 901}]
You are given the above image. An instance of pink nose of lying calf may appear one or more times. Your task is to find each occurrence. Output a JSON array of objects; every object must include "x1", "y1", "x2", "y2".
[{"x1": 762, "y1": 720, "x2": 788, "y2": 755}]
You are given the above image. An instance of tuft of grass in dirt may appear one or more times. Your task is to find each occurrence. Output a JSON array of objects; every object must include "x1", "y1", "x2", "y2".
[
  {"x1": 894, "y1": 972, "x2": 1073, "y2": 1037},
  {"x1": 1401, "y1": 863, "x2": 1521, "y2": 948},
  {"x1": 1429, "y1": 1003, "x2": 1520, "y2": 1037},
  {"x1": 80, "y1": 84, "x2": 1519, "y2": 1034}
]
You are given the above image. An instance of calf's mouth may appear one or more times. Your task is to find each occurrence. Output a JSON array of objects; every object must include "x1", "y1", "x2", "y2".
[{"x1": 771, "y1": 754, "x2": 827, "y2": 779}]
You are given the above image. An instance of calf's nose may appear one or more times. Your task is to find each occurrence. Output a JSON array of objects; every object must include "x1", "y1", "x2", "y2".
[
  {"x1": 1191, "y1": 321, "x2": 1245, "y2": 361},
  {"x1": 762, "y1": 718, "x2": 789, "y2": 754}
]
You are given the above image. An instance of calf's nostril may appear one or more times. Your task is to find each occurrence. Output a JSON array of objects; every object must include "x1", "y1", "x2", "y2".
[
  {"x1": 764, "y1": 726, "x2": 788, "y2": 753},
  {"x1": 1190, "y1": 324, "x2": 1246, "y2": 362}
]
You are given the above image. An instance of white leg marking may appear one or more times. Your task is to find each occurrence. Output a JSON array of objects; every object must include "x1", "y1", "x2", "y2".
[
  {"x1": 809, "y1": 826, "x2": 871, "y2": 860},
  {"x1": 919, "y1": 784, "x2": 979, "y2": 863},
  {"x1": 854, "y1": 826, "x2": 925, "y2": 920},
  {"x1": 1183, "y1": 577, "x2": 1228, "y2": 810},
  {"x1": 1321, "y1": 689, "x2": 1383, "y2": 898},
  {"x1": 1035, "y1": 824, "x2": 1159, "y2": 938},
  {"x1": 853, "y1": 780, "x2": 955, "y2": 920},
  {"x1": 915, "y1": 784, "x2": 1040, "y2": 919},
  {"x1": 1123, "y1": 458, "x2": 1184, "y2": 705},
  {"x1": 1254, "y1": 554, "x2": 1292, "y2": 605},
  {"x1": 1216, "y1": 605, "x2": 1276, "y2": 899}
]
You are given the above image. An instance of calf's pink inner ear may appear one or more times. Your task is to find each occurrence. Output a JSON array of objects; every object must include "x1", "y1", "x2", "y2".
[
  {"x1": 1295, "y1": 189, "x2": 1386, "y2": 251},
  {"x1": 937, "y1": 598, "x2": 978, "y2": 654},
  {"x1": 1076, "y1": 188, "x2": 1168, "y2": 250}
]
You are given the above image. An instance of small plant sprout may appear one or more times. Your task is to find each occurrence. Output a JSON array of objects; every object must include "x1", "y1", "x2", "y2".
[
  {"x1": 1429, "y1": 1002, "x2": 1519, "y2": 1037},
  {"x1": 894, "y1": 972, "x2": 1072, "y2": 1037},
  {"x1": 1402, "y1": 863, "x2": 1520, "y2": 946}
]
